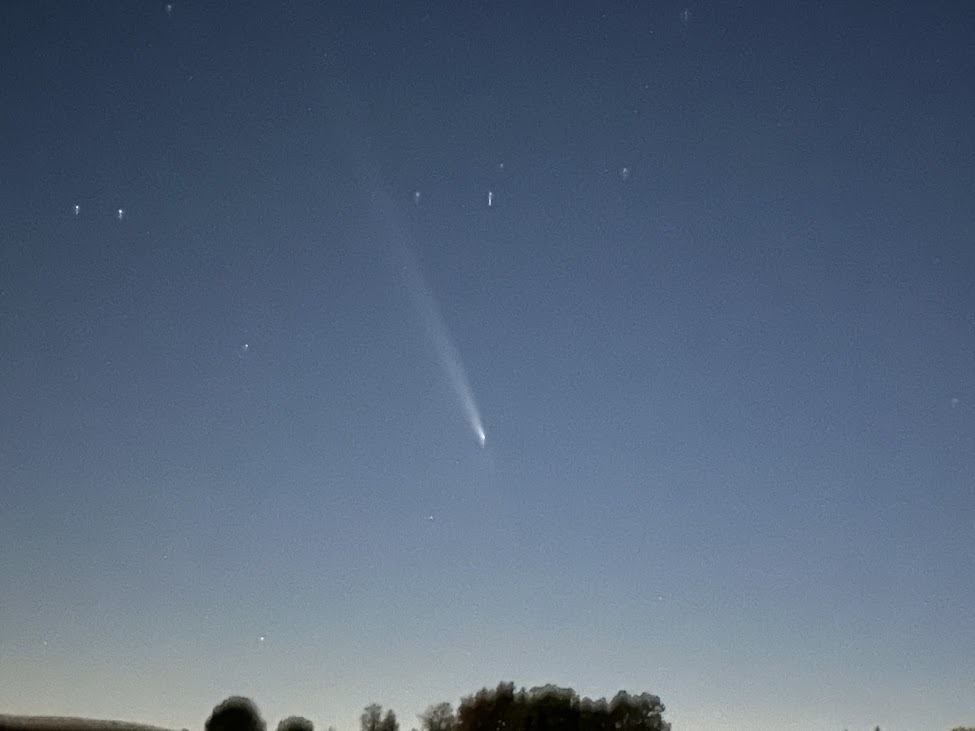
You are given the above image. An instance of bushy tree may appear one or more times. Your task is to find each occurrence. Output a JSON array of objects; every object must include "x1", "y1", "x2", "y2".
[
  {"x1": 419, "y1": 703, "x2": 457, "y2": 731},
  {"x1": 456, "y1": 682, "x2": 669, "y2": 731},
  {"x1": 206, "y1": 696, "x2": 267, "y2": 731},
  {"x1": 362, "y1": 704, "x2": 398, "y2": 731},
  {"x1": 608, "y1": 691, "x2": 669, "y2": 731},
  {"x1": 457, "y1": 682, "x2": 524, "y2": 731},
  {"x1": 362, "y1": 705, "x2": 384, "y2": 731},
  {"x1": 579, "y1": 698, "x2": 611, "y2": 731},
  {"x1": 523, "y1": 686, "x2": 579, "y2": 731},
  {"x1": 278, "y1": 717, "x2": 314, "y2": 731}
]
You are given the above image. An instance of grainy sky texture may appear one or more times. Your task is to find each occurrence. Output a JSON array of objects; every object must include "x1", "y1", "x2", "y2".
[{"x1": 1, "y1": 2, "x2": 973, "y2": 731}]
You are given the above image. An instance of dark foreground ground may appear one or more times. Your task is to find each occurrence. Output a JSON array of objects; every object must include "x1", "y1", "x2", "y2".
[{"x1": 0, "y1": 716, "x2": 182, "y2": 731}]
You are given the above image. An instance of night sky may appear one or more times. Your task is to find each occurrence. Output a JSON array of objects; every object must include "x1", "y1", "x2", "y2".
[{"x1": 1, "y1": 2, "x2": 974, "y2": 731}]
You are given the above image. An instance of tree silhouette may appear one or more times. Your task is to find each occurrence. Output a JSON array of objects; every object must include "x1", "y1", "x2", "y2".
[
  {"x1": 523, "y1": 686, "x2": 579, "y2": 731},
  {"x1": 608, "y1": 692, "x2": 669, "y2": 731},
  {"x1": 362, "y1": 704, "x2": 399, "y2": 731},
  {"x1": 362, "y1": 705, "x2": 384, "y2": 731},
  {"x1": 205, "y1": 696, "x2": 267, "y2": 731},
  {"x1": 277, "y1": 717, "x2": 314, "y2": 731},
  {"x1": 419, "y1": 703, "x2": 457, "y2": 731},
  {"x1": 202, "y1": 683, "x2": 670, "y2": 731},
  {"x1": 457, "y1": 682, "x2": 523, "y2": 731},
  {"x1": 579, "y1": 697, "x2": 612, "y2": 731},
  {"x1": 456, "y1": 683, "x2": 669, "y2": 731}
]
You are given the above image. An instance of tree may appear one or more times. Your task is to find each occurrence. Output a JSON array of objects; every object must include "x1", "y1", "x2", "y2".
[
  {"x1": 362, "y1": 705, "x2": 384, "y2": 731},
  {"x1": 456, "y1": 682, "x2": 669, "y2": 731},
  {"x1": 523, "y1": 686, "x2": 580, "y2": 731},
  {"x1": 608, "y1": 692, "x2": 669, "y2": 731},
  {"x1": 419, "y1": 703, "x2": 457, "y2": 731},
  {"x1": 206, "y1": 696, "x2": 267, "y2": 731},
  {"x1": 278, "y1": 718, "x2": 314, "y2": 731},
  {"x1": 457, "y1": 682, "x2": 524, "y2": 731},
  {"x1": 579, "y1": 698, "x2": 611, "y2": 731},
  {"x1": 362, "y1": 705, "x2": 398, "y2": 731}
]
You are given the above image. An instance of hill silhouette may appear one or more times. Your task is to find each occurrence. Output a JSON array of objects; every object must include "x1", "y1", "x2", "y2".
[{"x1": 0, "y1": 716, "x2": 184, "y2": 731}]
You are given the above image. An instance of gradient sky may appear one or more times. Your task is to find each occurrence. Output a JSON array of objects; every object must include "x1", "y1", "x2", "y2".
[{"x1": 1, "y1": 2, "x2": 973, "y2": 731}]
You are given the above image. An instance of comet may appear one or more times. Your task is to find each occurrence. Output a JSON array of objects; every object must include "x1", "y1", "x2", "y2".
[
  {"x1": 399, "y1": 241, "x2": 487, "y2": 449},
  {"x1": 327, "y1": 99, "x2": 488, "y2": 449}
]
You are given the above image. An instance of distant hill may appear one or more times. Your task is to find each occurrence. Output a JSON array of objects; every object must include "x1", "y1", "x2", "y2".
[{"x1": 0, "y1": 716, "x2": 183, "y2": 731}]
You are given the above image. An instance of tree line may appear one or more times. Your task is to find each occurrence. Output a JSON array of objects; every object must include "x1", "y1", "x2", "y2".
[
  {"x1": 202, "y1": 682, "x2": 671, "y2": 731},
  {"x1": 202, "y1": 686, "x2": 974, "y2": 731}
]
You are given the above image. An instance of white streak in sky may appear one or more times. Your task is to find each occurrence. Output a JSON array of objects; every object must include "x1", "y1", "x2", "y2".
[
  {"x1": 327, "y1": 100, "x2": 487, "y2": 447},
  {"x1": 399, "y1": 242, "x2": 486, "y2": 447}
]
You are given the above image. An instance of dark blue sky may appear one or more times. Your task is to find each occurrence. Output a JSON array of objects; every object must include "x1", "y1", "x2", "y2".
[{"x1": 1, "y1": 2, "x2": 973, "y2": 730}]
